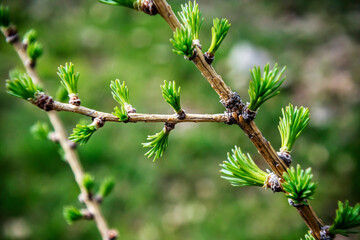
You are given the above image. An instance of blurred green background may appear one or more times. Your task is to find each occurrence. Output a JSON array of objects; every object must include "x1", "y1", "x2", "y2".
[{"x1": 1, "y1": 0, "x2": 360, "y2": 239}]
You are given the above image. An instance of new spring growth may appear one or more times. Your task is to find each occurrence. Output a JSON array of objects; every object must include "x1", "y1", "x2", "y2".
[
  {"x1": 170, "y1": 26, "x2": 195, "y2": 59},
  {"x1": 83, "y1": 173, "x2": 95, "y2": 193},
  {"x1": 5, "y1": 73, "x2": 42, "y2": 101},
  {"x1": 179, "y1": 1, "x2": 203, "y2": 42},
  {"x1": 142, "y1": 123, "x2": 175, "y2": 161},
  {"x1": 22, "y1": 29, "x2": 37, "y2": 47},
  {"x1": 205, "y1": 18, "x2": 231, "y2": 63},
  {"x1": 161, "y1": 81, "x2": 185, "y2": 119},
  {"x1": 220, "y1": 146, "x2": 268, "y2": 187},
  {"x1": 69, "y1": 118, "x2": 105, "y2": 145},
  {"x1": 110, "y1": 79, "x2": 135, "y2": 114},
  {"x1": 30, "y1": 121, "x2": 50, "y2": 140},
  {"x1": 98, "y1": 0, "x2": 158, "y2": 15},
  {"x1": 57, "y1": 62, "x2": 81, "y2": 106},
  {"x1": 27, "y1": 41, "x2": 43, "y2": 65},
  {"x1": 282, "y1": 164, "x2": 317, "y2": 206},
  {"x1": 112, "y1": 105, "x2": 128, "y2": 122},
  {"x1": 329, "y1": 201, "x2": 360, "y2": 236},
  {"x1": 247, "y1": 63, "x2": 286, "y2": 112},
  {"x1": 96, "y1": 177, "x2": 115, "y2": 203},
  {"x1": 278, "y1": 104, "x2": 310, "y2": 153},
  {"x1": 63, "y1": 206, "x2": 93, "y2": 224},
  {"x1": 0, "y1": 5, "x2": 10, "y2": 27}
]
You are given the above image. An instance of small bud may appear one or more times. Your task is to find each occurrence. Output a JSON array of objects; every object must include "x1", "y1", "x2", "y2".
[
  {"x1": 108, "y1": 229, "x2": 118, "y2": 240},
  {"x1": 82, "y1": 173, "x2": 95, "y2": 193}
]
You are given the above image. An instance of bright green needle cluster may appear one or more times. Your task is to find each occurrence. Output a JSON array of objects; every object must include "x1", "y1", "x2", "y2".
[
  {"x1": 207, "y1": 18, "x2": 231, "y2": 55},
  {"x1": 248, "y1": 63, "x2": 286, "y2": 111},
  {"x1": 161, "y1": 80, "x2": 182, "y2": 113},
  {"x1": 170, "y1": 26, "x2": 194, "y2": 58},
  {"x1": 69, "y1": 123, "x2": 97, "y2": 145},
  {"x1": 57, "y1": 63, "x2": 80, "y2": 95},
  {"x1": 27, "y1": 41, "x2": 43, "y2": 61},
  {"x1": 300, "y1": 232, "x2": 315, "y2": 240},
  {"x1": 110, "y1": 79, "x2": 132, "y2": 107},
  {"x1": 23, "y1": 29, "x2": 37, "y2": 45},
  {"x1": 179, "y1": 1, "x2": 203, "y2": 40},
  {"x1": 5, "y1": 73, "x2": 42, "y2": 101},
  {"x1": 282, "y1": 164, "x2": 316, "y2": 205},
  {"x1": 82, "y1": 173, "x2": 95, "y2": 193},
  {"x1": 0, "y1": 5, "x2": 10, "y2": 27},
  {"x1": 220, "y1": 146, "x2": 268, "y2": 187},
  {"x1": 142, "y1": 128, "x2": 170, "y2": 161},
  {"x1": 330, "y1": 201, "x2": 360, "y2": 236},
  {"x1": 110, "y1": 79, "x2": 133, "y2": 120},
  {"x1": 30, "y1": 121, "x2": 50, "y2": 140},
  {"x1": 63, "y1": 206, "x2": 83, "y2": 224},
  {"x1": 98, "y1": 0, "x2": 136, "y2": 8},
  {"x1": 278, "y1": 104, "x2": 310, "y2": 152},
  {"x1": 112, "y1": 106, "x2": 128, "y2": 122},
  {"x1": 98, "y1": 177, "x2": 115, "y2": 198}
]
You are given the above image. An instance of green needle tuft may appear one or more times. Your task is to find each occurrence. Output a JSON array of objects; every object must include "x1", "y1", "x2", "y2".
[
  {"x1": 282, "y1": 164, "x2": 316, "y2": 206},
  {"x1": 207, "y1": 18, "x2": 231, "y2": 55},
  {"x1": 0, "y1": 5, "x2": 10, "y2": 27},
  {"x1": 63, "y1": 206, "x2": 83, "y2": 224},
  {"x1": 98, "y1": 177, "x2": 115, "y2": 198},
  {"x1": 57, "y1": 62, "x2": 80, "y2": 95},
  {"x1": 69, "y1": 123, "x2": 97, "y2": 145},
  {"x1": 82, "y1": 173, "x2": 95, "y2": 193},
  {"x1": 248, "y1": 63, "x2": 286, "y2": 111},
  {"x1": 27, "y1": 41, "x2": 43, "y2": 60},
  {"x1": 278, "y1": 104, "x2": 310, "y2": 152},
  {"x1": 330, "y1": 201, "x2": 360, "y2": 236},
  {"x1": 170, "y1": 26, "x2": 194, "y2": 59},
  {"x1": 5, "y1": 73, "x2": 42, "y2": 101},
  {"x1": 161, "y1": 80, "x2": 182, "y2": 114},
  {"x1": 178, "y1": 1, "x2": 203, "y2": 40},
  {"x1": 220, "y1": 146, "x2": 268, "y2": 187}
]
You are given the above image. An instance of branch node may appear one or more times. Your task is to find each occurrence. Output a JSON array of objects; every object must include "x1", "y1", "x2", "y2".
[
  {"x1": 265, "y1": 172, "x2": 282, "y2": 193},
  {"x1": 288, "y1": 199, "x2": 301, "y2": 207},
  {"x1": 320, "y1": 226, "x2": 332, "y2": 240},
  {"x1": 5, "y1": 26, "x2": 19, "y2": 44},
  {"x1": 69, "y1": 93, "x2": 81, "y2": 106},
  {"x1": 107, "y1": 229, "x2": 119, "y2": 240},
  {"x1": 204, "y1": 51, "x2": 215, "y2": 65},
  {"x1": 242, "y1": 105, "x2": 257, "y2": 122},
  {"x1": 164, "y1": 122, "x2": 175, "y2": 132},
  {"x1": 81, "y1": 209, "x2": 94, "y2": 220},
  {"x1": 93, "y1": 117, "x2": 105, "y2": 129},
  {"x1": 277, "y1": 150, "x2": 292, "y2": 167},
  {"x1": 176, "y1": 109, "x2": 186, "y2": 119},
  {"x1": 34, "y1": 93, "x2": 54, "y2": 111},
  {"x1": 137, "y1": 0, "x2": 158, "y2": 15},
  {"x1": 185, "y1": 47, "x2": 197, "y2": 61}
]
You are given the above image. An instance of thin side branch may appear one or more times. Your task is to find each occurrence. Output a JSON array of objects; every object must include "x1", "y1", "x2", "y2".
[
  {"x1": 2, "y1": 28, "x2": 113, "y2": 240},
  {"x1": 49, "y1": 100, "x2": 228, "y2": 123},
  {"x1": 152, "y1": 1, "x2": 324, "y2": 239}
]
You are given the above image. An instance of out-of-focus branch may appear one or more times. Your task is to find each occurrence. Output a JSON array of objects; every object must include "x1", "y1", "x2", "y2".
[{"x1": 1, "y1": 27, "x2": 115, "y2": 240}]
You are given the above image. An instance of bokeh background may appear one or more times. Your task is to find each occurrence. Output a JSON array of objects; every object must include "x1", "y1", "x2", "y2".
[{"x1": 1, "y1": 0, "x2": 360, "y2": 239}]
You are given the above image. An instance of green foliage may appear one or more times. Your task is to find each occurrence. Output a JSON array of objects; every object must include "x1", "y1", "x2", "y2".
[
  {"x1": 220, "y1": 146, "x2": 268, "y2": 187},
  {"x1": 23, "y1": 29, "x2": 37, "y2": 45},
  {"x1": 300, "y1": 232, "x2": 315, "y2": 240},
  {"x1": 82, "y1": 173, "x2": 95, "y2": 193},
  {"x1": 248, "y1": 63, "x2": 286, "y2": 111},
  {"x1": 110, "y1": 79, "x2": 132, "y2": 108},
  {"x1": 98, "y1": 0, "x2": 135, "y2": 9},
  {"x1": 207, "y1": 18, "x2": 231, "y2": 55},
  {"x1": 30, "y1": 121, "x2": 50, "y2": 140},
  {"x1": 179, "y1": 1, "x2": 203, "y2": 40},
  {"x1": 278, "y1": 104, "x2": 310, "y2": 152},
  {"x1": 113, "y1": 106, "x2": 128, "y2": 121},
  {"x1": 63, "y1": 206, "x2": 83, "y2": 224},
  {"x1": 57, "y1": 62, "x2": 79, "y2": 95},
  {"x1": 170, "y1": 26, "x2": 195, "y2": 58},
  {"x1": 161, "y1": 80, "x2": 182, "y2": 113},
  {"x1": 0, "y1": 5, "x2": 10, "y2": 27},
  {"x1": 142, "y1": 128, "x2": 170, "y2": 161},
  {"x1": 27, "y1": 41, "x2": 43, "y2": 60},
  {"x1": 330, "y1": 201, "x2": 360, "y2": 236},
  {"x1": 98, "y1": 177, "x2": 115, "y2": 198},
  {"x1": 69, "y1": 123, "x2": 97, "y2": 145},
  {"x1": 282, "y1": 164, "x2": 316, "y2": 205},
  {"x1": 5, "y1": 73, "x2": 41, "y2": 101}
]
